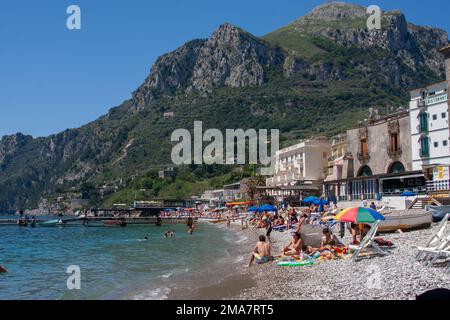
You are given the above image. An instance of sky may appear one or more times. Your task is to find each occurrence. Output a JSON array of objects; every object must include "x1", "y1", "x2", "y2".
[{"x1": 0, "y1": 0, "x2": 449, "y2": 137}]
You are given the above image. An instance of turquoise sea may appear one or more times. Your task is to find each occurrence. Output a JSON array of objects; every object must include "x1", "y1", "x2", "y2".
[{"x1": 0, "y1": 216, "x2": 246, "y2": 300}]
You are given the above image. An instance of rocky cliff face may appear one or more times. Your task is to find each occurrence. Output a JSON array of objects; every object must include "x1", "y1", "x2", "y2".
[
  {"x1": 133, "y1": 3, "x2": 448, "y2": 109},
  {"x1": 265, "y1": 2, "x2": 448, "y2": 84},
  {"x1": 132, "y1": 23, "x2": 285, "y2": 107},
  {"x1": 0, "y1": 133, "x2": 33, "y2": 169}
]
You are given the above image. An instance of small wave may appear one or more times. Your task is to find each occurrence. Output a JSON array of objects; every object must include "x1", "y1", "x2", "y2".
[
  {"x1": 133, "y1": 287, "x2": 171, "y2": 300},
  {"x1": 160, "y1": 272, "x2": 173, "y2": 279}
]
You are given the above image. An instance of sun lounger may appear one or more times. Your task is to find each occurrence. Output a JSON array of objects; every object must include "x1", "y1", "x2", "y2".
[
  {"x1": 419, "y1": 235, "x2": 450, "y2": 267},
  {"x1": 416, "y1": 213, "x2": 449, "y2": 261},
  {"x1": 349, "y1": 221, "x2": 387, "y2": 262}
]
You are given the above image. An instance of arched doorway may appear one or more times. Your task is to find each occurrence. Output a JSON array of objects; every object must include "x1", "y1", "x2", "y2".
[
  {"x1": 388, "y1": 162, "x2": 405, "y2": 174},
  {"x1": 357, "y1": 165, "x2": 373, "y2": 177}
]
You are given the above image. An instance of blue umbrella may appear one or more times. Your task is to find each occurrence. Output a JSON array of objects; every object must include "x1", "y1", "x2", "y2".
[
  {"x1": 259, "y1": 204, "x2": 277, "y2": 212},
  {"x1": 304, "y1": 196, "x2": 319, "y2": 204},
  {"x1": 318, "y1": 199, "x2": 325, "y2": 213},
  {"x1": 248, "y1": 206, "x2": 259, "y2": 212},
  {"x1": 401, "y1": 191, "x2": 416, "y2": 197}
]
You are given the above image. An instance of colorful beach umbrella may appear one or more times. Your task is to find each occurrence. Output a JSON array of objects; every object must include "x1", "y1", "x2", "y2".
[{"x1": 334, "y1": 207, "x2": 385, "y2": 223}]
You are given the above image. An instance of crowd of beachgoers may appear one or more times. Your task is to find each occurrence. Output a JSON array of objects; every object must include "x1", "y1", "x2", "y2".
[{"x1": 160, "y1": 202, "x2": 449, "y2": 300}]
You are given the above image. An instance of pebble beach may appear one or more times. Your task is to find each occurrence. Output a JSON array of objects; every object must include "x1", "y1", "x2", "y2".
[{"x1": 221, "y1": 216, "x2": 450, "y2": 300}]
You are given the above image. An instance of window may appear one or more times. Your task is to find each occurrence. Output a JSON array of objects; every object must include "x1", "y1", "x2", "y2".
[
  {"x1": 444, "y1": 140, "x2": 448, "y2": 147},
  {"x1": 434, "y1": 142, "x2": 439, "y2": 148},
  {"x1": 442, "y1": 113, "x2": 447, "y2": 119},
  {"x1": 432, "y1": 114, "x2": 438, "y2": 120}
]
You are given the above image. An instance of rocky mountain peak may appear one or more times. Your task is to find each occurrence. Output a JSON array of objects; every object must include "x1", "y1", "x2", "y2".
[
  {"x1": 132, "y1": 23, "x2": 284, "y2": 108},
  {"x1": 304, "y1": 1, "x2": 367, "y2": 21}
]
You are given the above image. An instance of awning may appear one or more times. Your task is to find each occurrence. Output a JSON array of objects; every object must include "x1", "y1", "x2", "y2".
[{"x1": 225, "y1": 201, "x2": 253, "y2": 206}]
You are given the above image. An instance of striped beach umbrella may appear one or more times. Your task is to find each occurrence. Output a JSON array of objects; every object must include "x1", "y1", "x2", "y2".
[{"x1": 334, "y1": 207, "x2": 385, "y2": 223}]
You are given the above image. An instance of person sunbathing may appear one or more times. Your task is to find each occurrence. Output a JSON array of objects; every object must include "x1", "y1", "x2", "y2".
[
  {"x1": 282, "y1": 232, "x2": 302, "y2": 256},
  {"x1": 248, "y1": 235, "x2": 272, "y2": 267}
]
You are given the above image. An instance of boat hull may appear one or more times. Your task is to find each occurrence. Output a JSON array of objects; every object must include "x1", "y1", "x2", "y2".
[{"x1": 378, "y1": 212, "x2": 432, "y2": 233}]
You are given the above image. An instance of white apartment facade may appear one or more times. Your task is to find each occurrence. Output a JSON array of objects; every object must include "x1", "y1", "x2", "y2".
[
  {"x1": 266, "y1": 138, "x2": 331, "y2": 187},
  {"x1": 409, "y1": 83, "x2": 450, "y2": 171}
]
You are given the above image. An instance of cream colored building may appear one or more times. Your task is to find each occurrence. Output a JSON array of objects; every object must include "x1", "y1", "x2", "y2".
[{"x1": 266, "y1": 138, "x2": 331, "y2": 188}]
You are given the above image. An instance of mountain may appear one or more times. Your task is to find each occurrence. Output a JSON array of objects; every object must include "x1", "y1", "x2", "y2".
[{"x1": 1, "y1": 2, "x2": 448, "y2": 210}]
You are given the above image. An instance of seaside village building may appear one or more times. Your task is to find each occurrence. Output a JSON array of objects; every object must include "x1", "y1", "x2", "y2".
[
  {"x1": 409, "y1": 45, "x2": 450, "y2": 194},
  {"x1": 324, "y1": 110, "x2": 427, "y2": 207},
  {"x1": 260, "y1": 138, "x2": 331, "y2": 205}
]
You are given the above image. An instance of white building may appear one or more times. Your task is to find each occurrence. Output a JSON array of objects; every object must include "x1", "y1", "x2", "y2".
[
  {"x1": 409, "y1": 48, "x2": 450, "y2": 171},
  {"x1": 266, "y1": 138, "x2": 331, "y2": 187}
]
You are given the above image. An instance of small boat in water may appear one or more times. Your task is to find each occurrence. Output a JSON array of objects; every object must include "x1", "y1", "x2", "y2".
[
  {"x1": 17, "y1": 220, "x2": 28, "y2": 227},
  {"x1": 378, "y1": 212, "x2": 432, "y2": 233},
  {"x1": 36, "y1": 219, "x2": 61, "y2": 227},
  {"x1": 103, "y1": 220, "x2": 127, "y2": 227}
]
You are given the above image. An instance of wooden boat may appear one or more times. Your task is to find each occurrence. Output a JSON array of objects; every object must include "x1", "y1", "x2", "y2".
[
  {"x1": 378, "y1": 212, "x2": 432, "y2": 233},
  {"x1": 103, "y1": 220, "x2": 127, "y2": 227}
]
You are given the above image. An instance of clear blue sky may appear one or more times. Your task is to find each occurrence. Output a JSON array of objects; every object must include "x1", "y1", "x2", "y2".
[{"x1": 1, "y1": 0, "x2": 449, "y2": 137}]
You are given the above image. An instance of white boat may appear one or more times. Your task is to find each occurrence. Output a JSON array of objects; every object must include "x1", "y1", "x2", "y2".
[{"x1": 378, "y1": 212, "x2": 432, "y2": 233}]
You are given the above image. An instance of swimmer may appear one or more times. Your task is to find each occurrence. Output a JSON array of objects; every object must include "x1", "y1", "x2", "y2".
[
  {"x1": 144, "y1": 236, "x2": 149, "y2": 240},
  {"x1": 0, "y1": 265, "x2": 8, "y2": 273}
]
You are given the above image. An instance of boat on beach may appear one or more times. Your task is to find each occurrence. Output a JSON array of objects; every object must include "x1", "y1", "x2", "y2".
[
  {"x1": 378, "y1": 212, "x2": 432, "y2": 233},
  {"x1": 427, "y1": 205, "x2": 450, "y2": 222}
]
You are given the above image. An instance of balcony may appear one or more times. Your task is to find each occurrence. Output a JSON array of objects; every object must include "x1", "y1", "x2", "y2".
[
  {"x1": 387, "y1": 146, "x2": 402, "y2": 158},
  {"x1": 357, "y1": 152, "x2": 370, "y2": 164}
]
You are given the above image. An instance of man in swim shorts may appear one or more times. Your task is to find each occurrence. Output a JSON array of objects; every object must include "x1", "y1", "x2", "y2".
[{"x1": 248, "y1": 235, "x2": 272, "y2": 267}]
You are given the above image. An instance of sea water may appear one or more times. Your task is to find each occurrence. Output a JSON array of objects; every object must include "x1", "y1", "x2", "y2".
[{"x1": 0, "y1": 217, "x2": 246, "y2": 300}]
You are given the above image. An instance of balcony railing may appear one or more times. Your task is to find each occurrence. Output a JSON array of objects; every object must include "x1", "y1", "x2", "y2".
[{"x1": 427, "y1": 180, "x2": 450, "y2": 192}]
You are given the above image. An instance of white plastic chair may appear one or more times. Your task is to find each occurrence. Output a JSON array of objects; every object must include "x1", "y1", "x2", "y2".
[
  {"x1": 349, "y1": 221, "x2": 387, "y2": 262},
  {"x1": 420, "y1": 235, "x2": 450, "y2": 267},
  {"x1": 416, "y1": 213, "x2": 449, "y2": 261}
]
